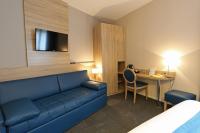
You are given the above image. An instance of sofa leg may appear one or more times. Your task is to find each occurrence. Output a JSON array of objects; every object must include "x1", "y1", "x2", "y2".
[{"x1": 164, "y1": 101, "x2": 167, "y2": 111}]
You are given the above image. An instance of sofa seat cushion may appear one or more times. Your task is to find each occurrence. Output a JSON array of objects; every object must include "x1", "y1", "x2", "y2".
[
  {"x1": 27, "y1": 94, "x2": 66, "y2": 130},
  {"x1": 23, "y1": 87, "x2": 106, "y2": 130},
  {"x1": 0, "y1": 110, "x2": 4, "y2": 126},
  {"x1": 59, "y1": 87, "x2": 106, "y2": 110},
  {"x1": 2, "y1": 98, "x2": 40, "y2": 126}
]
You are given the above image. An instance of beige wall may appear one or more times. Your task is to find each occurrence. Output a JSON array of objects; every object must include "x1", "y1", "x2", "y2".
[
  {"x1": 117, "y1": 0, "x2": 200, "y2": 99},
  {"x1": 69, "y1": 7, "x2": 98, "y2": 62},
  {"x1": 0, "y1": 0, "x2": 27, "y2": 68},
  {"x1": 0, "y1": 0, "x2": 97, "y2": 69}
]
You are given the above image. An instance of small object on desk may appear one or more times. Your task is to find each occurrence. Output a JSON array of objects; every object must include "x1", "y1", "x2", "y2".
[
  {"x1": 151, "y1": 74, "x2": 164, "y2": 78},
  {"x1": 165, "y1": 74, "x2": 175, "y2": 78},
  {"x1": 127, "y1": 64, "x2": 135, "y2": 69},
  {"x1": 149, "y1": 68, "x2": 156, "y2": 75},
  {"x1": 134, "y1": 69, "x2": 140, "y2": 73}
]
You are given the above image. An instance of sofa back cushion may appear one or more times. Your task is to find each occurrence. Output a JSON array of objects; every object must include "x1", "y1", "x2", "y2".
[
  {"x1": 0, "y1": 75, "x2": 60, "y2": 104},
  {"x1": 58, "y1": 70, "x2": 89, "y2": 91}
]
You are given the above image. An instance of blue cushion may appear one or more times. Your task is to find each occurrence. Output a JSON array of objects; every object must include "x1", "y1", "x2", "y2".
[
  {"x1": 27, "y1": 94, "x2": 66, "y2": 130},
  {"x1": 2, "y1": 98, "x2": 40, "y2": 126},
  {"x1": 15, "y1": 87, "x2": 106, "y2": 131},
  {"x1": 58, "y1": 70, "x2": 89, "y2": 91},
  {"x1": 127, "y1": 80, "x2": 148, "y2": 88},
  {"x1": 165, "y1": 90, "x2": 196, "y2": 105},
  {"x1": 1, "y1": 127, "x2": 6, "y2": 133},
  {"x1": 0, "y1": 110, "x2": 4, "y2": 126},
  {"x1": 136, "y1": 81, "x2": 148, "y2": 87},
  {"x1": 0, "y1": 75, "x2": 60, "y2": 104},
  {"x1": 8, "y1": 94, "x2": 107, "y2": 133},
  {"x1": 81, "y1": 81, "x2": 107, "y2": 91},
  {"x1": 60, "y1": 87, "x2": 106, "y2": 109}
]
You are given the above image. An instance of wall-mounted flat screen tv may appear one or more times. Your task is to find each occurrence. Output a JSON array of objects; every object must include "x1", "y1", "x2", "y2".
[{"x1": 35, "y1": 28, "x2": 68, "y2": 52}]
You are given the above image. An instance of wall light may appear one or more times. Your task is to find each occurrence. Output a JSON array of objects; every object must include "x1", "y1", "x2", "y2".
[{"x1": 163, "y1": 51, "x2": 181, "y2": 72}]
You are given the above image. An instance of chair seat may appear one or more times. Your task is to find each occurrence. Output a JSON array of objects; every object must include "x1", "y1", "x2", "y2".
[
  {"x1": 165, "y1": 90, "x2": 196, "y2": 105},
  {"x1": 127, "y1": 81, "x2": 148, "y2": 89}
]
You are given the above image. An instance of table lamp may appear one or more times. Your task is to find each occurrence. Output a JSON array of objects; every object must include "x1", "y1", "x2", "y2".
[
  {"x1": 92, "y1": 67, "x2": 102, "y2": 81},
  {"x1": 163, "y1": 51, "x2": 181, "y2": 74}
]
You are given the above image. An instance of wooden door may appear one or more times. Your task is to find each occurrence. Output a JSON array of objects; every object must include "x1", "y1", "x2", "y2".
[
  {"x1": 115, "y1": 26, "x2": 125, "y2": 61},
  {"x1": 101, "y1": 23, "x2": 118, "y2": 95},
  {"x1": 93, "y1": 23, "x2": 124, "y2": 95}
]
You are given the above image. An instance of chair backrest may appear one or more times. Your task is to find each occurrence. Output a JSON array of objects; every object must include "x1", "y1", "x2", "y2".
[{"x1": 123, "y1": 68, "x2": 136, "y2": 83}]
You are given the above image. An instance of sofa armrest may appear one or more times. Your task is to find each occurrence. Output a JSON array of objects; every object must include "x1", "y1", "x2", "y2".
[
  {"x1": 2, "y1": 98, "x2": 40, "y2": 126},
  {"x1": 81, "y1": 80, "x2": 107, "y2": 91}
]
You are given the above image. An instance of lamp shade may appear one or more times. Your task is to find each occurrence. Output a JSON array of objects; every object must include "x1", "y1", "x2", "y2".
[
  {"x1": 163, "y1": 51, "x2": 181, "y2": 70},
  {"x1": 92, "y1": 68, "x2": 99, "y2": 74}
]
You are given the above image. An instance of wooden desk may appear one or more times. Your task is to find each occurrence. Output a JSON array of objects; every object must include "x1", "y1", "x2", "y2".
[
  {"x1": 136, "y1": 73, "x2": 175, "y2": 81},
  {"x1": 136, "y1": 73, "x2": 175, "y2": 103}
]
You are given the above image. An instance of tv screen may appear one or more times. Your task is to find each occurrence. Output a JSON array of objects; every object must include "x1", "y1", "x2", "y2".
[{"x1": 35, "y1": 28, "x2": 68, "y2": 52}]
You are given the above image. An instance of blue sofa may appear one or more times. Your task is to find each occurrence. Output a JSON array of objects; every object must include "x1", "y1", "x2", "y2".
[{"x1": 0, "y1": 70, "x2": 107, "y2": 133}]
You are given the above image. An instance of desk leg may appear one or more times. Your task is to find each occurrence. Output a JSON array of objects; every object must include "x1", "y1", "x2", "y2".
[
  {"x1": 170, "y1": 80, "x2": 175, "y2": 89},
  {"x1": 157, "y1": 80, "x2": 161, "y2": 105}
]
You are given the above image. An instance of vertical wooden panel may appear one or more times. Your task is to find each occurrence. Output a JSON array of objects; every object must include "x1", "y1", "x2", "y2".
[
  {"x1": 93, "y1": 23, "x2": 124, "y2": 95},
  {"x1": 101, "y1": 24, "x2": 115, "y2": 95},
  {"x1": 93, "y1": 24, "x2": 103, "y2": 78},
  {"x1": 116, "y1": 26, "x2": 125, "y2": 61},
  {"x1": 24, "y1": 0, "x2": 69, "y2": 66}
]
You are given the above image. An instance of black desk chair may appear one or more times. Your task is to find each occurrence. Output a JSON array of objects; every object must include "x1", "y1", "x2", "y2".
[{"x1": 123, "y1": 68, "x2": 148, "y2": 104}]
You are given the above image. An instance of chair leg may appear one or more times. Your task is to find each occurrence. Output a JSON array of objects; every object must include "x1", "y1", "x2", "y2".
[
  {"x1": 133, "y1": 88, "x2": 136, "y2": 104},
  {"x1": 125, "y1": 87, "x2": 127, "y2": 100},
  {"x1": 145, "y1": 87, "x2": 148, "y2": 100},
  {"x1": 164, "y1": 101, "x2": 167, "y2": 111}
]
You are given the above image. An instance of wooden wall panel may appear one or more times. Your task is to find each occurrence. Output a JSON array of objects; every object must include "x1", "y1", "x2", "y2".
[
  {"x1": 24, "y1": 0, "x2": 69, "y2": 66},
  {"x1": 0, "y1": 64, "x2": 86, "y2": 82},
  {"x1": 0, "y1": 0, "x2": 93, "y2": 82}
]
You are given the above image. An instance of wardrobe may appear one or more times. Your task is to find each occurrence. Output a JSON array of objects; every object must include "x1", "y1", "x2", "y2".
[{"x1": 93, "y1": 23, "x2": 125, "y2": 95}]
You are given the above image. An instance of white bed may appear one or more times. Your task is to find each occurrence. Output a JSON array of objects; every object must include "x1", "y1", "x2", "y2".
[{"x1": 129, "y1": 100, "x2": 200, "y2": 133}]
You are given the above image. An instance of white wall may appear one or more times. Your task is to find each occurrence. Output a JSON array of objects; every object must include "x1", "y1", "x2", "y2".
[
  {"x1": 0, "y1": 0, "x2": 27, "y2": 68},
  {"x1": 68, "y1": 7, "x2": 98, "y2": 62},
  {"x1": 0, "y1": 0, "x2": 97, "y2": 69},
  {"x1": 117, "y1": 0, "x2": 200, "y2": 99}
]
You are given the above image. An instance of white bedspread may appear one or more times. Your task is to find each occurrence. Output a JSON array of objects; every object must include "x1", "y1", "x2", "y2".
[{"x1": 129, "y1": 100, "x2": 200, "y2": 133}]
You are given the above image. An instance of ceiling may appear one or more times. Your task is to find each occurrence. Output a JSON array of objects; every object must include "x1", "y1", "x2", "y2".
[{"x1": 63, "y1": 0, "x2": 152, "y2": 20}]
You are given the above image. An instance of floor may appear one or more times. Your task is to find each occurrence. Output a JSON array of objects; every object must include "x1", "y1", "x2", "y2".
[{"x1": 67, "y1": 93, "x2": 163, "y2": 133}]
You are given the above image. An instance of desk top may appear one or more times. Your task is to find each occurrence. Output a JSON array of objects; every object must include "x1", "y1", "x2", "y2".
[{"x1": 136, "y1": 73, "x2": 175, "y2": 81}]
